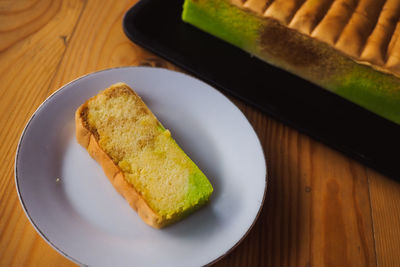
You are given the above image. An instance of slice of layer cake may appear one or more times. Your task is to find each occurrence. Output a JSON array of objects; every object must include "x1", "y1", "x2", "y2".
[
  {"x1": 75, "y1": 83, "x2": 213, "y2": 228},
  {"x1": 182, "y1": 0, "x2": 400, "y2": 124}
]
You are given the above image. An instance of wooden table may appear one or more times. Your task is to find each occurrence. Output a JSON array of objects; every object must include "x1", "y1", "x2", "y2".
[{"x1": 1, "y1": 0, "x2": 400, "y2": 266}]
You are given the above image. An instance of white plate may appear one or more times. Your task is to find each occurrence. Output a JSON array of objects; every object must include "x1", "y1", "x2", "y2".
[{"x1": 15, "y1": 67, "x2": 267, "y2": 267}]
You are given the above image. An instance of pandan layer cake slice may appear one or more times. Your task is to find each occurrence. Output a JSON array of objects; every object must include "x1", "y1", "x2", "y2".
[
  {"x1": 75, "y1": 83, "x2": 213, "y2": 228},
  {"x1": 182, "y1": 0, "x2": 400, "y2": 124}
]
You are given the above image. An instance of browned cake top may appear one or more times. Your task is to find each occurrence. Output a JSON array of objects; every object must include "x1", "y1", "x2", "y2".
[{"x1": 231, "y1": 0, "x2": 400, "y2": 77}]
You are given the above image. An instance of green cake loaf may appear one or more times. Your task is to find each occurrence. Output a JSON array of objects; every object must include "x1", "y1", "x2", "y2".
[{"x1": 182, "y1": 0, "x2": 400, "y2": 124}]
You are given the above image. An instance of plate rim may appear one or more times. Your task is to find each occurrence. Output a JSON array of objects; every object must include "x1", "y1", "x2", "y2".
[{"x1": 14, "y1": 66, "x2": 268, "y2": 267}]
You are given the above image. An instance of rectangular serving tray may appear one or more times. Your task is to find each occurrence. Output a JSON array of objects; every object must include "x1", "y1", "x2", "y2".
[{"x1": 123, "y1": 0, "x2": 400, "y2": 180}]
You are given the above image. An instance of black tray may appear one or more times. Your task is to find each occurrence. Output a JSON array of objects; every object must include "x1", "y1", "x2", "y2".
[{"x1": 123, "y1": 0, "x2": 400, "y2": 180}]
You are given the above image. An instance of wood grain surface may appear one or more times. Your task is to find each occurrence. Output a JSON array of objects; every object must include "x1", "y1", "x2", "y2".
[{"x1": 0, "y1": 0, "x2": 399, "y2": 266}]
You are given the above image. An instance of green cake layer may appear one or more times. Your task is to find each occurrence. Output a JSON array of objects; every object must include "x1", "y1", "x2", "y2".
[{"x1": 182, "y1": 0, "x2": 400, "y2": 124}]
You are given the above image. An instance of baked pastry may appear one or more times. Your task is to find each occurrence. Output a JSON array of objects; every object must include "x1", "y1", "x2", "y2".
[
  {"x1": 75, "y1": 83, "x2": 213, "y2": 228},
  {"x1": 182, "y1": 0, "x2": 400, "y2": 124}
]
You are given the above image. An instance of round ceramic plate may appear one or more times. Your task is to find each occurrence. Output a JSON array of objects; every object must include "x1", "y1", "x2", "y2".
[{"x1": 15, "y1": 67, "x2": 267, "y2": 267}]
